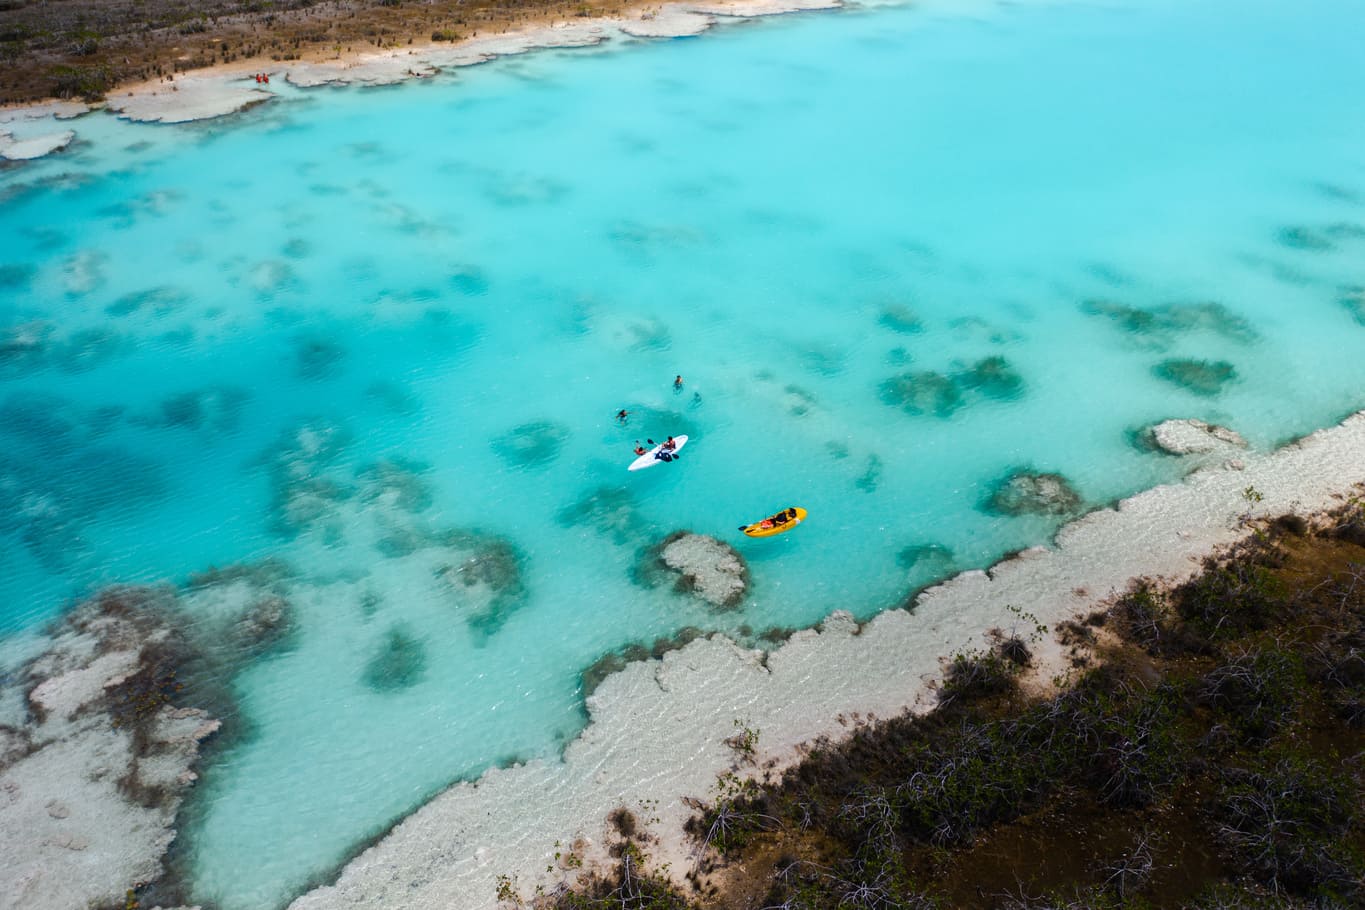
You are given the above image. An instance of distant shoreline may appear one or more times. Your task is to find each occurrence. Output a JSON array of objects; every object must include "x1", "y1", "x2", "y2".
[
  {"x1": 0, "y1": 0, "x2": 842, "y2": 127},
  {"x1": 0, "y1": 0, "x2": 639, "y2": 106}
]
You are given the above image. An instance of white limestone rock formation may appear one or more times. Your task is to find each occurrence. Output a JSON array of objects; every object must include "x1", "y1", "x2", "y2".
[
  {"x1": 0, "y1": 129, "x2": 76, "y2": 160},
  {"x1": 1148, "y1": 418, "x2": 1248, "y2": 456},
  {"x1": 652, "y1": 531, "x2": 749, "y2": 609},
  {"x1": 0, "y1": 589, "x2": 220, "y2": 910}
]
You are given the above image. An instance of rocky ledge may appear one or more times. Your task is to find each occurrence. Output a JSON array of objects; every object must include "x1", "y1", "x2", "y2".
[
  {"x1": 640, "y1": 531, "x2": 750, "y2": 609},
  {"x1": 0, "y1": 587, "x2": 220, "y2": 910},
  {"x1": 1144, "y1": 418, "x2": 1248, "y2": 456}
]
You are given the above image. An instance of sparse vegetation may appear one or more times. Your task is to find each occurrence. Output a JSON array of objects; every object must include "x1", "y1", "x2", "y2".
[
  {"x1": 547, "y1": 503, "x2": 1365, "y2": 909},
  {"x1": 0, "y1": 0, "x2": 641, "y2": 104}
]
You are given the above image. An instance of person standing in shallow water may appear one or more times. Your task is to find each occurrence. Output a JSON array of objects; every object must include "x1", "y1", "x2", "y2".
[{"x1": 673, "y1": 375, "x2": 684, "y2": 393}]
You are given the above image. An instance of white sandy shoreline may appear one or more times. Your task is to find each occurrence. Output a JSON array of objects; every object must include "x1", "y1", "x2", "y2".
[
  {"x1": 284, "y1": 409, "x2": 1365, "y2": 910},
  {"x1": 0, "y1": 0, "x2": 844, "y2": 143}
]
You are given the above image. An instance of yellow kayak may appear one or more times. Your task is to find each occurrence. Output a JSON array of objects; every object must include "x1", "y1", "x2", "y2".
[{"x1": 739, "y1": 507, "x2": 808, "y2": 538}]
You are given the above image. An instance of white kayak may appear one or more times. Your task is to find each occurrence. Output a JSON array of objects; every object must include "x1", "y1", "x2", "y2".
[{"x1": 628, "y1": 435, "x2": 689, "y2": 471}]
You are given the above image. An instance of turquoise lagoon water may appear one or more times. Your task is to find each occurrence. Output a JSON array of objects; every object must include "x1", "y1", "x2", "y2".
[{"x1": 2, "y1": 0, "x2": 1365, "y2": 905}]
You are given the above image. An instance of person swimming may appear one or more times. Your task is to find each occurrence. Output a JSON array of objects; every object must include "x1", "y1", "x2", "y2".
[
  {"x1": 616, "y1": 409, "x2": 629, "y2": 424},
  {"x1": 673, "y1": 375, "x2": 684, "y2": 392}
]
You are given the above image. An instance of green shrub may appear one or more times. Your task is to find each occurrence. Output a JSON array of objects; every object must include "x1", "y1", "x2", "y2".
[
  {"x1": 1200, "y1": 647, "x2": 1306, "y2": 741},
  {"x1": 1177, "y1": 546, "x2": 1288, "y2": 641},
  {"x1": 937, "y1": 648, "x2": 1017, "y2": 707},
  {"x1": 48, "y1": 63, "x2": 113, "y2": 100},
  {"x1": 1211, "y1": 755, "x2": 1364, "y2": 900}
]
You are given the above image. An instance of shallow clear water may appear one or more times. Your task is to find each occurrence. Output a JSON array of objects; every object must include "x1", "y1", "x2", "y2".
[{"x1": 2, "y1": 0, "x2": 1364, "y2": 906}]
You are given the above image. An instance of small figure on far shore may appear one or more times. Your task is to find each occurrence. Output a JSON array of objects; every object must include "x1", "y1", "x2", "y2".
[
  {"x1": 616, "y1": 409, "x2": 629, "y2": 425},
  {"x1": 673, "y1": 375, "x2": 684, "y2": 393}
]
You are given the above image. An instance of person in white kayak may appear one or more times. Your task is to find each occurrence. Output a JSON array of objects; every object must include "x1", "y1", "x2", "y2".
[{"x1": 646, "y1": 437, "x2": 680, "y2": 462}]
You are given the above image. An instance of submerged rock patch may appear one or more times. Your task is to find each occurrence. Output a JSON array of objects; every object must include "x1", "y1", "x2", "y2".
[
  {"x1": 897, "y1": 542, "x2": 955, "y2": 573},
  {"x1": 248, "y1": 259, "x2": 298, "y2": 297},
  {"x1": 855, "y1": 453, "x2": 883, "y2": 493},
  {"x1": 1339, "y1": 286, "x2": 1365, "y2": 326},
  {"x1": 557, "y1": 485, "x2": 645, "y2": 546},
  {"x1": 0, "y1": 322, "x2": 128, "y2": 377},
  {"x1": 449, "y1": 265, "x2": 490, "y2": 296},
  {"x1": 434, "y1": 533, "x2": 527, "y2": 638},
  {"x1": 492, "y1": 420, "x2": 569, "y2": 469},
  {"x1": 877, "y1": 304, "x2": 923, "y2": 334},
  {"x1": 0, "y1": 395, "x2": 165, "y2": 569},
  {"x1": 363, "y1": 625, "x2": 429, "y2": 693},
  {"x1": 618, "y1": 316, "x2": 673, "y2": 352},
  {"x1": 0, "y1": 320, "x2": 52, "y2": 373},
  {"x1": 957, "y1": 354, "x2": 1025, "y2": 400},
  {"x1": 1152, "y1": 358, "x2": 1238, "y2": 397},
  {"x1": 1082, "y1": 299, "x2": 1258, "y2": 348},
  {"x1": 265, "y1": 419, "x2": 354, "y2": 538},
  {"x1": 358, "y1": 458, "x2": 434, "y2": 514},
  {"x1": 61, "y1": 250, "x2": 108, "y2": 297},
  {"x1": 880, "y1": 356, "x2": 1024, "y2": 417},
  {"x1": 136, "y1": 386, "x2": 249, "y2": 432},
  {"x1": 798, "y1": 342, "x2": 846, "y2": 376},
  {"x1": 880, "y1": 369, "x2": 962, "y2": 417},
  {"x1": 983, "y1": 469, "x2": 1083, "y2": 517},
  {"x1": 59, "y1": 327, "x2": 125, "y2": 373},
  {"x1": 783, "y1": 384, "x2": 818, "y2": 417},
  {"x1": 294, "y1": 334, "x2": 348, "y2": 380},
  {"x1": 0, "y1": 262, "x2": 35, "y2": 289},
  {"x1": 105, "y1": 285, "x2": 191, "y2": 318},
  {"x1": 1277, "y1": 225, "x2": 1333, "y2": 252}
]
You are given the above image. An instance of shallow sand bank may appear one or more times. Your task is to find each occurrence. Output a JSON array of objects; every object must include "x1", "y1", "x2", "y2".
[{"x1": 285, "y1": 410, "x2": 1365, "y2": 910}]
